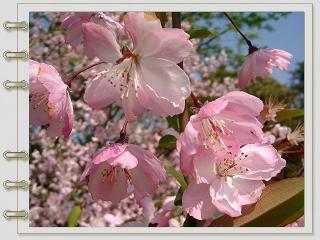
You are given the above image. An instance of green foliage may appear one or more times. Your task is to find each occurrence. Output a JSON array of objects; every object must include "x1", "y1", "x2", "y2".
[
  {"x1": 166, "y1": 116, "x2": 180, "y2": 132},
  {"x1": 289, "y1": 61, "x2": 304, "y2": 108},
  {"x1": 158, "y1": 135, "x2": 177, "y2": 151},
  {"x1": 276, "y1": 109, "x2": 304, "y2": 122},
  {"x1": 67, "y1": 205, "x2": 82, "y2": 227},
  {"x1": 244, "y1": 77, "x2": 295, "y2": 103},
  {"x1": 187, "y1": 28, "x2": 217, "y2": 39},
  {"x1": 174, "y1": 186, "x2": 184, "y2": 206},
  {"x1": 209, "y1": 178, "x2": 304, "y2": 227},
  {"x1": 165, "y1": 166, "x2": 187, "y2": 191}
]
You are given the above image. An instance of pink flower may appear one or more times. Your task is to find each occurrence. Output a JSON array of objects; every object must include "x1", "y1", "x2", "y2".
[
  {"x1": 182, "y1": 143, "x2": 286, "y2": 220},
  {"x1": 29, "y1": 60, "x2": 73, "y2": 138},
  {"x1": 80, "y1": 143, "x2": 166, "y2": 203},
  {"x1": 83, "y1": 12, "x2": 193, "y2": 121},
  {"x1": 61, "y1": 13, "x2": 93, "y2": 47},
  {"x1": 177, "y1": 91, "x2": 264, "y2": 176},
  {"x1": 62, "y1": 12, "x2": 124, "y2": 48},
  {"x1": 238, "y1": 48, "x2": 292, "y2": 89},
  {"x1": 150, "y1": 196, "x2": 175, "y2": 227}
]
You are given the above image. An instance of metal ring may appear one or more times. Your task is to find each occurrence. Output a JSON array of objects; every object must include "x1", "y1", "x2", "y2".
[
  {"x1": 3, "y1": 151, "x2": 29, "y2": 160},
  {"x1": 3, "y1": 50, "x2": 29, "y2": 60},
  {"x1": 3, "y1": 21, "x2": 28, "y2": 30},
  {"x1": 3, "y1": 180, "x2": 29, "y2": 190},
  {"x1": 3, "y1": 210, "x2": 28, "y2": 219},
  {"x1": 3, "y1": 80, "x2": 28, "y2": 90}
]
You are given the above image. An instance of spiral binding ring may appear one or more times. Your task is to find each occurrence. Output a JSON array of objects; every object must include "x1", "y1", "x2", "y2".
[
  {"x1": 3, "y1": 180, "x2": 29, "y2": 190},
  {"x1": 3, "y1": 80, "x2": 28, "y2": 90},
  {"x1": 3, "y1": 210, "x2": 28, "y2": 219},
  {"x1": 3, "y1": 50, "x2": 29, "y2": 60},
  {"x1": 3, "y1": 21, "x2": 28, "y2": 30},
  {"x1": 3, "y1": 151, "x2": 29, "y2": 160}
]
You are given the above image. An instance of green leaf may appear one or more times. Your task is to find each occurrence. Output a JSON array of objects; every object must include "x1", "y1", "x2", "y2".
[
  {"x1": 276, "y1": 109, "x2": 304, "y2": 122},
  {"x1": 187, "y1": 28, "x2": 213, "y2": 39},
  {"x1": 165, "y1": 166, "x2": 187, "y2": 191},
  {"x1": 158, "y1": 135, "x2": 177, "y2": 150},
  {"x1": 166, "y1": 116, "x2": 180, "y2": 132},
  {"x1": 209, "y1": 177, "x2": 304, "y2": 227},
  {"x1": 67, "y1": 205, "x2": 82, "y2": 227},
  {"x1": 174, "y1": 186, "x2": 184, "y2": 206},
  {"x1": 212, "y1": 212, "x2": 224, "y2": 220}
]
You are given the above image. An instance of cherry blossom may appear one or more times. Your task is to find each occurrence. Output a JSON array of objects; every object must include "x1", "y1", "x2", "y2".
[
  {"x1": 62, "y1": 12, "x2": 124, "y2": 48},
  {"x1": 178, "y1": 91, "x2": 264, "y2": 176},
  {"x1": 238, "y1": 48, "x2": 292, "y2": 89},
  {"x1": 182, "y1": 143, "x2": 286, "y2": 219},
  {"x1": 29, "y1": 59, "x2": 73, "y2": 138},
  {"x1": 83, "y1": 12, "x2": 193, "y2": 121},
  {"x1": 150, "y1": 196, "x2": 175, "y2": 227},
  {"x1": 80, "y1": 143, "x2": 166, "y2": 203}
]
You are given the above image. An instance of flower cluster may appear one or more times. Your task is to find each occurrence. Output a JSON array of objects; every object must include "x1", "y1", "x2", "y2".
[
  {"x1": 178, "y1": 91, "x2": 286, "y2": 219},
  {"x1": 29, "y1": 11, "x2": 302, "y2": 227}
]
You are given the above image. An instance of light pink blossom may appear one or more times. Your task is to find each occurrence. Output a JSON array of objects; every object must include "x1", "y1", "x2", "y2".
[
  {"x1": 150, "y1": 196, "x2": 175, "y2": 227},
  {"x1": 182, "y1": 143, "x2": 286, "y2": 219},
  {"x1": 83, "y1": 12, "x2": 192, "y2": 121},
  {"x1": 62, "y1": 12, "x2": 124, "y2": 48},
  {"x1": 238, "y1": 48, "x2": 292, "y2": 88},
  {"x1": 80, "y1": 143, "x2": 166, "y2": 203},
  {"x1": 177, "y1": 91, "x2": 264, "y2": 176},
  {"x1": 29, "y1": 59, "x2": 73, "y2": 138}
]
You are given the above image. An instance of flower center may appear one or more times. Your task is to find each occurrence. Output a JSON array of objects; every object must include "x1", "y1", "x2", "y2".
[
  {"x1": 102, "y1": 54, "x2": 140, "y2": 100},
  {"x1": 200, "y1": 117, "x2": 233, "y2": 152},
  {"x1": 101, "y1": 166, "x2": 132, "y2": 184},
  {"x1": 30, "y1": 92, "x2": 49, "y2": 110},
  {"x1": 215, "y1": 152, "x2": 249, "y2": 178}
]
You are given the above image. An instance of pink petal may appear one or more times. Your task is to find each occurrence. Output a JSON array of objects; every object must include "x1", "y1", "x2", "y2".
[
  {"x1": 92, "y1": 143, "x2": 132, "y2": 165},
  {"x1": 221, "y1": 91, "x2": 264, "y2": 117},
  {"x1": 140, "y1": 196, "x2": 156, "y2": 223},
  {"x1": 88, "y1": 162, "x2": 129, "y2": 203},
  {"x1": 218, "y1": 111, "x2": 264, "y2": 146},
  {"x1": 118, "y1": 64, "x2": 145, "y2": 121},
  {"x1": 37, "y1": 63, "x2": 66, "y2": 92},
  {"x1": 124, "y1": 12, "x2": 162, "y2": 49},
  {"x1": 62, "y1": 92, "x2": 74, "y2": 138},
  {"x1": 182, "y1": 180, "x2": 218, "y2": 220},
  {"x1": 238, "y1": 57, "x2": 252, "y2": 89},
  {"x1": 128, "y1": 144, "x2": 166, "y2": 182},
  {"x1": 62, "y1": 13, "x2": 93, "y2": 47},
  {"x1": 232, "y1": 178, "x2": 265, "y2": 205},
  {"x1": 29, "y1": 60, "x2": 42, "y2": 93},
  {"x1": 196, "y1": 98, "x2": 228, "y2": 120},
  {"x1": 135, "y1": 28, "x2": 193, "y2": 64},
  {"x1": 83, "y1": 22, "x2": 121, "y2": 63},
  {"x1": 47, "y1": 88, "x2": 73, "y2": 138},
  {"x1": 84, "y1": 69, "x2": 120, "y2": 109},
  {"x1": 138, "y1": 57, "x2": 190, "y2": 116},
  {"x1": 29, "y1": 100, "x2": 49, "y2": 125},
  {"x1": 178, "y1": 121, "x2": 201, "y2": 176},
  {"x1": 128, "y1": 144, "x2": 166, "y2": 202},
  {"x1": 130, "y1": 166, "x2": 158, "y2": 202},
  {"x1": 236, "y1": 144, "x2": 286, "y2": 181},
  {"x1": 210, "y1": 178, "x2": 242, "y2": 217},
  {"x1": 193, "y1": 151, "x2": 216, "y2": 184}
]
